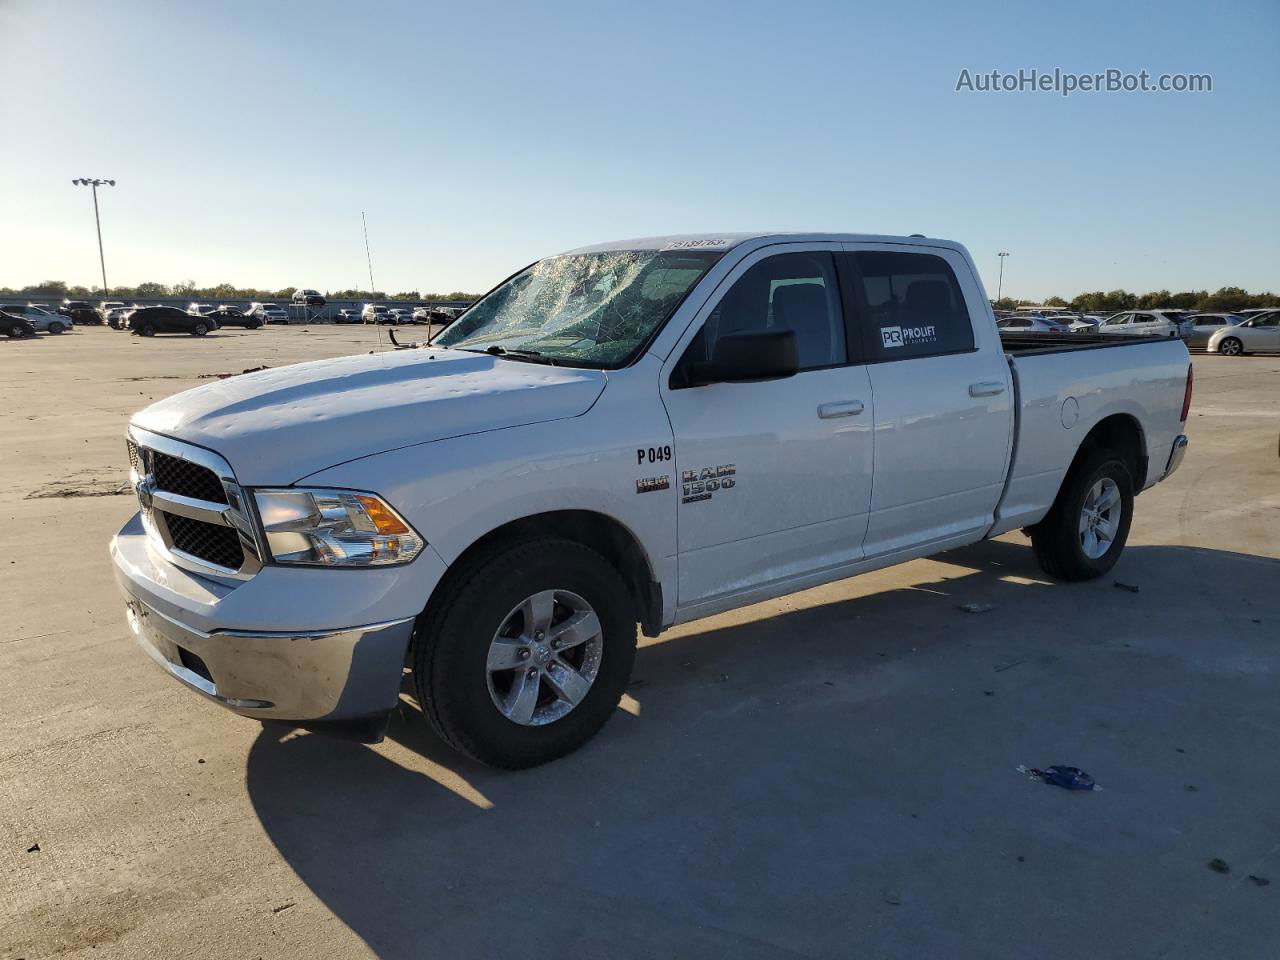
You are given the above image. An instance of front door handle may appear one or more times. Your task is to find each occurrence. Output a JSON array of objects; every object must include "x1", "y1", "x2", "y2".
[
  {"x1": 969, "y1": 381, "x2": 1006, "y2": 398},
  {"x1": 818, "y1": 400, "x2": 865, "y2": 419}
]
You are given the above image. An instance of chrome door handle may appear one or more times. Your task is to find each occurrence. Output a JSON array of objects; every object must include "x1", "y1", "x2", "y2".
[
  {"x1": 818, "y1": 400, "x2": 865, "y2": 419},
  {"x1": 969, "y1": 381, "x2": 1006, "y2": 398}
]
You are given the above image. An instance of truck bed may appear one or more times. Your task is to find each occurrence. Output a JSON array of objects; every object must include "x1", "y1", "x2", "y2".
[{"x1": 999, "y1": 332, "x2": 1185, "y2": 356}]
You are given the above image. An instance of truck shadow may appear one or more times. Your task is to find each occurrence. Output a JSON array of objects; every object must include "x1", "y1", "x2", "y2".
[{"x1": 246, "y1": 538, "x2": 1280, "y2": 959}]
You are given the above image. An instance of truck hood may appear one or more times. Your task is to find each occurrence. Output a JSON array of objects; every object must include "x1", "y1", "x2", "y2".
[{"x1": 132, "y1": 347, "x2": 607, "y2": 484}]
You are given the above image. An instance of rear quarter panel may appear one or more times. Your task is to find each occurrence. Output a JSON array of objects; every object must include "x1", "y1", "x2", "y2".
[{"x1": 993, "y1": 340, "x2": 1189, "y2": 535}]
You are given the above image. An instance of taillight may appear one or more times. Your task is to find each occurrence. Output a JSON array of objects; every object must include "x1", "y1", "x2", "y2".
[{"x1": 1180, "y1": 364, "x2": 1193, "y2": 422}]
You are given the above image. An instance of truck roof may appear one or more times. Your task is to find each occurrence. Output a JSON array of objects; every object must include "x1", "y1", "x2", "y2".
[{"x1": 562, "y1": 232, "x2": 965, "y2": 256}]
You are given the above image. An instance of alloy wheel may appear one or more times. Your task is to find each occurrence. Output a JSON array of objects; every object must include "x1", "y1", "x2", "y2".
[{"x1": 485, "y1": 589, "x2": 604, "y2": 726}]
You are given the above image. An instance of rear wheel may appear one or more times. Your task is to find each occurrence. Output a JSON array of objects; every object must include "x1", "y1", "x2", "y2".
[
  {"x1": 1219, "y1": 337, "x2": 1243, "y2": 357},
  {"x1": 414, "y1": 538, "x2": 637, "y2": 769},
  {"x1": 1030, "y1": 448, "x2": 1134, "y2": 581},
  {"x1": 4, "y1": 323, "x2": 22, "y2": 339},
  {"x1": 137, "y1": 323, "x2": 156, "y2": 337}
]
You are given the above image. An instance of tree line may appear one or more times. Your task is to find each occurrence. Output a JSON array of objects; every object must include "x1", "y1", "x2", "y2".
[
  {"x1": 992, "y1": 286, "x2": 1279, "y2": 314},
  {"x1": 4, "y1": 279, "x2": 1277, "y2": 313},
  {"x1": 0, "y1": 279, "x2": 482, "y2": 302}
]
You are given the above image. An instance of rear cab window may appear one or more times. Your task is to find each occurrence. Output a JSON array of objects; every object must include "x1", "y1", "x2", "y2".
[{"x1": 840, "y1": 251, "x2": 975, "y2": 361}]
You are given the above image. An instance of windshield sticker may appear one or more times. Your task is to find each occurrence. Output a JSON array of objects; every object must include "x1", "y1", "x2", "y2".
[
  {"x1": 681, "y1": 464, "x2": 736, "y2": 504},
  {"x1": 880, "y1": 324, "x2": 938, "y2": 349},
  {"x1": 661, "y1": 238, "x2": 736, "y2": 252}
]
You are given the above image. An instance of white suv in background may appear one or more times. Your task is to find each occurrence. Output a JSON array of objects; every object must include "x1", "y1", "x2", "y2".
[
  {"x1": 1095, "y1": 310, "x2": 1194, "y2": 338},
  {"x1": 246, "y1": 302, "x2": 290, "y2": 324}
]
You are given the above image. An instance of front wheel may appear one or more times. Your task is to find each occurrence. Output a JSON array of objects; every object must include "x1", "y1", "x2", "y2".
[
  {"x1": 191, "y1": 322, "x2": 209, "y2": 336},
  {"x1": 137, "y1": 323, "x2": 156, "y2": 337},
  {"x1": 1218, "y1": 337, "x2": 1243, "y2": 357},
  {"x1": 47, "y1": 322, "x2": 65, "y2": 335},
  {"x1": 247, "y1": 320, "x2": 261, "y2": 330},
  {"x1": 1030, "y1": 448, "x2": 1134, "y2": 581},
  {"x1": 414, "y1": 539, "x2": 637, "y2": 768}
]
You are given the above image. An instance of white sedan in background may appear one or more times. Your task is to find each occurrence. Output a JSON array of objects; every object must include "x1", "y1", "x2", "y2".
[
  {"x1": 996, "y1": 315, "x2": 1073, "y2": 334},
  {"x1": 1094, "y1": 310, "x2": 1194, "y2": 338},
  {"x1": 1207, "y1": 310, "x2": 1280, "y2": 356}
]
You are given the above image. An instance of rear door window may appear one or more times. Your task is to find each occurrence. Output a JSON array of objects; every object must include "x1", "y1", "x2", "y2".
[{"x1": 842, "y1": 251, "x2": 974, "y2": 361}]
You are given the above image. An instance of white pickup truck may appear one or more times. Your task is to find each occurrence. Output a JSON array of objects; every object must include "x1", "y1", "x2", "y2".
[{"x1": 111, "y1": 233, "x2": 1192, "y2": 767}]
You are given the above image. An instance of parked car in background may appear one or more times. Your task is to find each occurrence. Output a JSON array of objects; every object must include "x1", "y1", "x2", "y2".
[
  {"x1": 128, "y1": 306, "x2": 214, "y2": 337},
  {"x1": 247, "y1": 302, "x2": 289, "y2": 324},
  {"x1": 1094, "y1": 310, "x2": 1194, "y2": 338},
  {"x1": 1182, "y1": 313, "x2": 1244, "y2": 349},
  {"x1": 106, "y1": 305, "x2": 137, "y2": 329},
  {"x1": 60, "y1": 300, "x2": 100, "y2": 324},
  {"x1": 996, "y1": 315, "x2": 1073, "y2": 334},
  {"x1": 185, "y1": 303, "x2": 223, "y2": 330},
  {"x1": 212, "y1": 305, "x2": 262, "y2": 329},
  {"x1": 412, "y1": 305, "x2": 462, "y2": 326},
  {"x1": 388, "y1": 307, "x2": 414, "y2": 325},
  {"x1": 0, "y1": 303, "x2": 71, "y2": 334},
  {"x1": 292, "y1": 289, "x2": 326, "y2": 307},
  {"x1": 99, "y1": 300, "x2": 126, "y2": 322},
  {"x1": 1236, "y1": 308, "x2": 1277, "y2": 322},
  {"x1": 361, "y1": 303, "x2": 392, "y2": 324},
  {"x1": 334, "y1": 308, "x2": 362, "y2": 324},
  {"x1": 0, "y1": 310, "x2": 38, "y2": 338},
  {"x1": 1207, "y1": 310, "x2": 1280, "y2": 356}
]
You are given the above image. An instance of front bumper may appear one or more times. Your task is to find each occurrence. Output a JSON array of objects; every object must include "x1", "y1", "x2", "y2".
[
  {"x1": 112, "y1": 511, "x2": 444, "y2": 721},
  {"x1": 123, "y1": 595, "x2": 413, "y2": 719},
  {"x1": 1164, "y1": 434, "x2": 1189, "y2": 480}
]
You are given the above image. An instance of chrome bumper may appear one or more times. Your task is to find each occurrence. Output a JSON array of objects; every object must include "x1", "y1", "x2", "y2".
[
  {"x1": 1165, "y1": 434, "x2": 1189, "y2": 479},
  {"x1": 123, "y1": 595, "x2": 414, "y2": 720}
]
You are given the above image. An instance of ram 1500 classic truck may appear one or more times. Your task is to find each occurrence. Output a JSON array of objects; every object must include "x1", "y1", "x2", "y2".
[{"x1": 111, "y1": 233, "x2": 1193, "y2": 767}]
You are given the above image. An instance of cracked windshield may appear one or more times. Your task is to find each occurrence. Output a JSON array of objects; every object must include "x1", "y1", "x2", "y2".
[{"x1": 435, "y1": 248, "x2": 722, "y2": 367}]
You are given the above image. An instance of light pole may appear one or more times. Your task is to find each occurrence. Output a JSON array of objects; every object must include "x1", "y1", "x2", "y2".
[
  {"x1": 996, "y1": 251, "x2": 1009, "y2": 304},
  {"x1": 72, "y1": 178, "x2": 115, "y2": 298}
]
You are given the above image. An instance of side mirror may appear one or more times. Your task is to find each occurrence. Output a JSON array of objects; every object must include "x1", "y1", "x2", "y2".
[{"x1": 688, "y1": 329, "x2": 798, "y2": 386}]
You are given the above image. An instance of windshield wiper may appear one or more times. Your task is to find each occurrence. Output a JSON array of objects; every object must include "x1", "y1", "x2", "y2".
[{"x1": 479, "y1": 344, "x2": 559, "y2": 366}]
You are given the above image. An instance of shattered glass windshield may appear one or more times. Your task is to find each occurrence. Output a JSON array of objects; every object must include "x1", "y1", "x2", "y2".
[{"x1": 435, "y1": 249, "x2": 722, "y2": 368}]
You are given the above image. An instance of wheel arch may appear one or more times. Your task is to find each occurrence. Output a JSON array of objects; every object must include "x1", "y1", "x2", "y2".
[
  {"x1": 1069, "y1": 413, "x2": 1148, "y2": 492},
  {"x1": 421, "y1": 509, "x2": 663, "y2": 642}
]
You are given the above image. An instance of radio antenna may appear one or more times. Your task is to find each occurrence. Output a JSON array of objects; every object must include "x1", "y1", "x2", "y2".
[{"x1": 362, "y1": 211, "x2": 384, "y2": 350}]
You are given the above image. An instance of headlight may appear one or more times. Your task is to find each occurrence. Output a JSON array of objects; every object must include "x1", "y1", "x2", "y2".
[{"x1": 252, "y1": 488, "x2": 423, "y2": 566}]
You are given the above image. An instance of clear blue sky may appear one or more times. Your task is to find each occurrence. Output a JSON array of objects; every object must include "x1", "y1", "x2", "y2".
[{"x1": 1, "y1": 0, "x2": 1276, "y2": 300}]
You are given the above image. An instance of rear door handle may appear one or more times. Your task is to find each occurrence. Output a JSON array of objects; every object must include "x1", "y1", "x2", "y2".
[
  {"x1": 968, "y1": 381, "x2": 1006, "y2": 398},
  {"x1": 818, "y1": 400, "x2": 865, "y2": 419}
]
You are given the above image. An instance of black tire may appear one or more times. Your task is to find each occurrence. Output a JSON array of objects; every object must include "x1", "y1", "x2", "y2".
[
  {"x1": 1219, "y1": 337, "x2": 1243, "y2": 357},
  {"x1": 414, "y1": 538, "x2": 637, "y2": 769},
  {"x1": 1030, "y1": 447, "x2": 1134, "y2": 581},
  {"x1": 192, "y1": 322, "x2": 209, "y2": 337},
  {"x1": 248, "y1": 320, "x2": 262, "y2": 330},
  {"x1": 47, "y1": 322, "x2": 65, "y2": 335},
  {"x1": 138, "y1": 323, "x2": 156, "y2": 337}
]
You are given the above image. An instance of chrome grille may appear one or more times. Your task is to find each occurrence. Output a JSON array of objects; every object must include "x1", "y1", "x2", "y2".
[
  {"x1": 164, "y1": 513, "x2": 245, "y2": 569},
  {"x1": 151, "y1": 450, "x2": 227, "y2": 504},
  {"x1": 127, "y1": 427, "x2": 261, "y2": 579}
]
